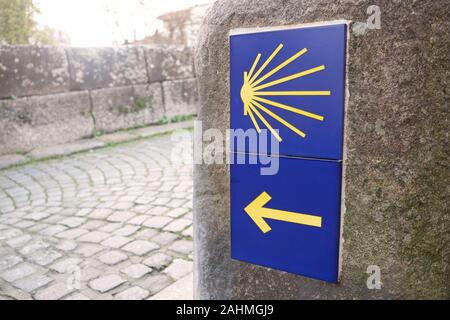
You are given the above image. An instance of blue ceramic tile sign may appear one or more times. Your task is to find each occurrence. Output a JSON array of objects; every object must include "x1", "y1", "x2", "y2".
[
  {"x1": 230, "y1": 23, "x2": 347, "y2": 160},
  {"x1": 229, "y1": 22, "x2": 347, "y2": 283}
]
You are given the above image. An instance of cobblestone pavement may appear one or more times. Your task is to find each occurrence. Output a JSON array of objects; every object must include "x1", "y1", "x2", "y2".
[{"x1": 0, "y1": 132, "x2": 193, "y2": 300}]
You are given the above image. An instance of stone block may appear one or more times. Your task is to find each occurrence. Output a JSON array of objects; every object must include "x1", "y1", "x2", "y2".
[
  {"x1": 162, "y1": 78, "x2": 198, "y2": 118},
  {"x1": 145, "y1": 45, "x2": 194, "y2": 82},
  {"x1": 194, "y1": 0, "x2": 450, "y2": 299},
  {"x1": 0, "y1": 91, "x2": 94, "y2": 155},
  {"x1": 0, "y1": 46, "x2": 70, "y2": 99},
  {"x1": 91, "y1": 84, "x2": 164, "y2": 133},
  {"x1": 67, "y1": 46, "x2": 147, "y2": 90}
]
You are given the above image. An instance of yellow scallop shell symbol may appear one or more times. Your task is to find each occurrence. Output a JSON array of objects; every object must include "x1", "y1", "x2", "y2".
[{"x1": 241, "y1": 43, "x2": 331, "y2": 142}]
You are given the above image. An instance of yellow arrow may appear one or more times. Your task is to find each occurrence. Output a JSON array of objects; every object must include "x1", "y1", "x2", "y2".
[{"x1": 244, "y1": 191, "x2": 322, "y2": 233}]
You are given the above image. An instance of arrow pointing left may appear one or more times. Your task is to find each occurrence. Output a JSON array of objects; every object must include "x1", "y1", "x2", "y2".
[{"x1": 244, "y1": 191, "x2": 322, "y2": 233}]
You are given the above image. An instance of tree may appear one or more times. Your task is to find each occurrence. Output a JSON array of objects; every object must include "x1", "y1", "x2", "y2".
[{"x1": 0, "y1": 0, "x2": 57, "y2": 45}]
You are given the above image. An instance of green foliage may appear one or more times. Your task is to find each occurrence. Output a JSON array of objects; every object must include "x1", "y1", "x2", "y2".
[
  {"x1": 0, "y1": 0, "x2": 56, "y2": 45},
  {"x1": 170, "y1": 114, "x2": 195, "y2": 123}
]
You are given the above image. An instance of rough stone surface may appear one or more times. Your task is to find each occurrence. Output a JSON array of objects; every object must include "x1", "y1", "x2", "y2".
[
  {"x1": 0, "y1": 132, "x2": 193, "y2": 300},
  {"x1": 0, "y1": 155, "x2": 28, "y2": 170},
  {"x1": 66, "y1": 46, "x2": 147, "y2": 90},
  {"x1": 91, "y1": 84, "x2": 164, "y2": 133},
  {"x1": 115, "y1": 286, "x2": 149, "y2": 300},
  {"x1": 0, "y1": 46, "x2": 70, "y2": 99},
  {"x1": 0, "y1": 91, "x2": 94, "y2": 155},
  {"x1": 145, "y1": 46, "x2": 194, "y2": 83},
  {"x1": 194, "y1": 0, "x2": 450, "y2": 299},
  {"x1": 163, "y1": 79, "x2": 198, "y2": 118},
  {"x1": 27, "y1": 139, "x2": 105, "y2": 160},
  {"x1": 88, "y1": 274, "x2": 126, "y2": 293}
]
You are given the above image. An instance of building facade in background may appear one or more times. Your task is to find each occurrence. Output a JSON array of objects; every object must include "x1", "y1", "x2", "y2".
[{"x1": 130, "y1": 4, "x2": 210, "y2": 47}]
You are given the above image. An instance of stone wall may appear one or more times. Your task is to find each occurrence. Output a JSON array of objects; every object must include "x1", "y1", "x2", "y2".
[
  {"x1": 0, "y1": 45, "x2": 197, "y2": 155},
  {"x1": 194, "y1": 0, "x2": 449, "y2": 299}
]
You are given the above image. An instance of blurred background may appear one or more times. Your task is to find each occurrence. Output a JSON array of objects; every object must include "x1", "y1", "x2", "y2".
[{"x1": 0, "y1": 0, "x2": 213, "y2": 47}]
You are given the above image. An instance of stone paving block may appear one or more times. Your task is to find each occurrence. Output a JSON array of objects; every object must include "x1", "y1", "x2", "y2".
[
  {"x1": 107, "y1": 210, "x2": 136, "y2": 223},
  {"x1": 147, "y1": 206, "x2": 170, "y2": 216},
  {"x1": 91, "y1": 84, "x2": 164, "y2": 134},
  {"x1": 120, "y1": 264, "x2": 152, "y2": 279},
  {"x1": 63, "y1": 292, "x2": 90, "y2": 300},
  {"x1": 115, "y1": 286, "x2": 149, "y2": 300},
  {"x1": 50, "y1": 257, "x2": 82, "y2": 273},
  {"x1": 80, "y1": 267, "x2": 102, "y2": 282},
  {"x1": 56, "y1": 228, "x2": 89, "y2": 239},
  {"x1": 0, "y1": 46, "x2": 70, "y2": 99},
  {"x1": 134, "y1": 228, "x2": 158, "y2": 240},
  {"x1": 0, "y1": 228, "x2": 22, "y2": 240},
  {"x1": 75, "y1": 244, "x2": 104, "y2": 257},
  {"x1": 101, "y1": 235, "x2": 133, "y2": 249},
  {"x1": 59, "y1": 217, "x2": 86, "y2": 228},
  {"x1": 0, "y1": 263, "x2": 37, "y2": 282},
  {"x1": 14, "y1": 274, "x2": 52, "y2": 293},
  {"x1": 25, "y1": 212, "x2": 50, "y2": 221},
  {"x1": 0, "y1": 255, "x2": 23, "y2": 272},
  {"x1": 89, "y1": 209, "x2": 113, "y2": 220},
  {"x1": 35, "y1": 282, "x2": 75, "y2": 300},
  {"x1": 98, "y1": 222, "x2": 122, "y2": 233},
  {"x1": 182, "y1": 226, "x2": 193, "y2": 238},
  {"x1": 89, "y1": 274, "x2": 126, "y2": 293},
  {"x1": 0, "y1": 91, "x2": 94, "y2": 156},
  {"x1": 136, "y1": 274, "x2": 173, "y2": 295},
  {"x1": 143, "y1": 253, "x2": 172, "y2": 271},
  {"x1": 80, "y1": 220, "x2": 106, "y2": 230},
  {"x1": 97, "y1": 251, "x2": 128, "y2": 265},
  {"x1": 6, "y1": 234, "x2": 32, "y2": 248},
  {"x1": 168, "y1": 240, "x2": 193, "y2": 255},
  {"x1": 0, "y1": 154, "x2": 28, "y2": 170},
  {"x1": 143, "y1": 216, "x2": 172, "y2": 229},
  {"x1": 122, "y1": 240, "x2": 159, "y2": 256},
  {"x1": 151, "y1": 232, "x2": 178, "y2": 246},
  {"x1": 29, "y1": 249, "x2": 62, "y2": 266},
  {"x1": 127, "y1": 215, "x2": 148, "y2": 225},
  {"x1": 113, "y1": 225, "x2": 140, "y2": 237},
  {"x1": 19, "y1": 240, "x2": 50, "y2": 255},
  {"x1": 77, "y1": 231, "x2": 110, "y2": 243},
  {"x1": 163, "y1": 259, "x2": 193, "y2": 280},
  {"x1": 54, "y1": 240, "x2": 77, "y2": 252},
  {"x1": 28, "y1": 138, "x2": 105, "y2": 160},
  {"x1": 149, "y1": 272, "x2": 193, "y2": 300},
  {"x1": 163, "y1": 218, "x2": 192, "y2": 233},
  {"x1": 40, "y1": 225, "x2": 69, "y2": 237},
  {"x1": 166, "y1": 208, "x2": 190, "y2": 218}
]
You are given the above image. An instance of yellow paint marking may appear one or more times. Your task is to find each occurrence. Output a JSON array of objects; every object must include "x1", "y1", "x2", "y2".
[
  {"x1": 251, "y1": 48, "x2": 307, "y2": 87},
  {"x1": 248, "y1": 102, "x2": 282, "y2": 142},
  {"x1": 249, "y1": 44, "x2": 283, "y2": 84},
  {"x1": 253, "y1": 96, "x2": 324, "y2": 121},
  {"x1": 247, "y1": 107, "x2": 261, "y2": 133},
  {"x1": 251, "y1": 100, "x2": 306, "y2": 138},
  {"x1": 247, "y1": 53, "x2": 261, "y2": 79},
  {"x1": 245, "y1": 191, "x2": 322, "y2": 233},
  {"x1": 254, "y1": 90, "x2": 331, "y2": 96},
  {"x1": 243, "y1": 72, "x2": 249, "y2": 115},
  {"x1": 252, "y1": 65, "x2": 325, "y2": 91}
]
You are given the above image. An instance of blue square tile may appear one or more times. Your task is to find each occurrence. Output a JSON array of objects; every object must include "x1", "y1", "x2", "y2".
[
  {"x1": 230, "y1": 23, "x2": 347, "y2": 160},
  {"x1": 230, "y1": 154, "x2": 342, "y2": 282}
]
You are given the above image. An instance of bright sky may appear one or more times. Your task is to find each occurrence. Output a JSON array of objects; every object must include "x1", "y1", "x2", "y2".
[{"x1": 35, "y1": 0, "x2": 213, "y2": 47}]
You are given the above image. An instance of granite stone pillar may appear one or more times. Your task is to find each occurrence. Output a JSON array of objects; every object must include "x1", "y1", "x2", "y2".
[{"x1": 194, "y1": 0, "x2": 449, "y2": 299}]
